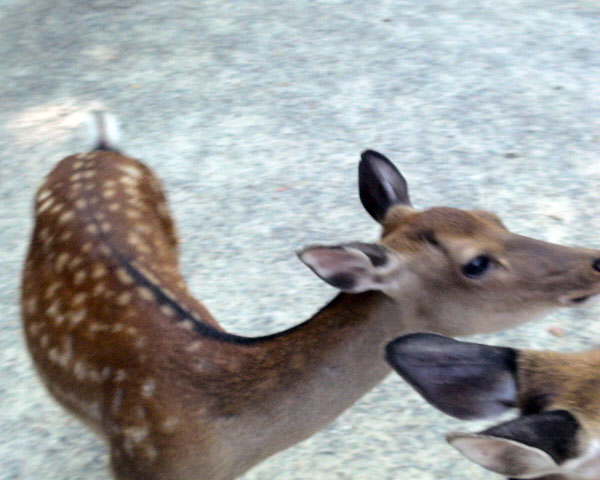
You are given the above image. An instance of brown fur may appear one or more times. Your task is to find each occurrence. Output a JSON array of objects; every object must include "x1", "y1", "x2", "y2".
[
  {"x1": 519, "y1": 349, "x2": 600, "y2": 433},
  {"x1": 22, "y1": 151, "x2": 600, "y2": 479}
]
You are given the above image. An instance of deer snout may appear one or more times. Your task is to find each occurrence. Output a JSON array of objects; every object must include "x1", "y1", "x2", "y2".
[{"x1": 556, "y1": 253, "x2": 600, "y2": 305}]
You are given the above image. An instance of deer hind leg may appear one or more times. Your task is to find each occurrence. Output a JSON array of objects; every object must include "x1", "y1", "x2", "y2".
[
  {"x1": 109, "y1": 439, "x2": 171, "y2": 480},
  {"x1": 109, "y1": 433, "x2": 223, "y2": 480}
]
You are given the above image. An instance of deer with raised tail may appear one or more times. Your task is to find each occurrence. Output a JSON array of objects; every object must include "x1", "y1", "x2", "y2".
[
  {"x1": 22, "y1": 113, "x2": 600, "y2": 479},
  {"x1": 386, "y1": 333, "x2": 600, "y2": 480}
]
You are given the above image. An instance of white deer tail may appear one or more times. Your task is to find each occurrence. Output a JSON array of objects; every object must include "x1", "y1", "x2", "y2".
[{"x1": 87, "y1": 110, "x2": 121, "y2": 152}]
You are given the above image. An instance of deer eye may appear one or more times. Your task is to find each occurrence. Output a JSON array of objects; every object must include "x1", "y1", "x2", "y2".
[{"x1": 462, "y1": 255, "x2": 492, "y2": 279}]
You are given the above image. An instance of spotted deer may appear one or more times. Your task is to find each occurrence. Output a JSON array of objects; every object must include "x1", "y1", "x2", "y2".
[
  {"x1": 386, "y1": 333, "x2": 600, "y2": 480},
  {"x1": 22, "y1": 113, "x2": 600, "y2": 480}
]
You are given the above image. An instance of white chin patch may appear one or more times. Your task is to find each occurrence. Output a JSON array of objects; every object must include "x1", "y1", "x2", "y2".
[
  {"x1": 585, "y1": 294, "x2": 600, "y2": 306},
  {"x1": 559, "y1": 294, "x2": 600, "y2": 306}
]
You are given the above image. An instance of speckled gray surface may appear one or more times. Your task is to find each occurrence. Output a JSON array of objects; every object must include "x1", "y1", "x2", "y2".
[{"x1": 2, "y1": 1, "x2": 600, "y2": 479}]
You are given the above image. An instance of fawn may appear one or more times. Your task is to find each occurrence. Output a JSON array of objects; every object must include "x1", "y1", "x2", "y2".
[
  {"x1": 386, "y1": 333, "x2": 600, "y2": 479},
  {"x1": 22, "y1": 114, "x2": 600, "y2": 479}
]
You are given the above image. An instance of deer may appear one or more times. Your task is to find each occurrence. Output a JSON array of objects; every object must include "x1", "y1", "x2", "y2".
[
  {"x1": 21, "y1": 112, "x2": 600, "y2": 480},
  {"x1": 386, "y1": 333, "x2": 600, "y2": 480}
]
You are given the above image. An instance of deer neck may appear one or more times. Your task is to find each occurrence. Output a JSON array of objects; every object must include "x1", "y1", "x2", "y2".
[
  {"x1": 262, "y1": 290, "x2": 405, "y2": 397},
  {"x1": 198, "y1": 291, "x2": 414, "y2": 471}
]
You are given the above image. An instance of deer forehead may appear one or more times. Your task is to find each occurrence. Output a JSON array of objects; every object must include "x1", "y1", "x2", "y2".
[{"x1": 382, "y1": 206, "x2": 506, "y2": 254}]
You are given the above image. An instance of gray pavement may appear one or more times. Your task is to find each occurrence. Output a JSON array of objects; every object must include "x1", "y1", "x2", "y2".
[{"x1": 2, "y1": 1, "x2": 600, "y2": 479}]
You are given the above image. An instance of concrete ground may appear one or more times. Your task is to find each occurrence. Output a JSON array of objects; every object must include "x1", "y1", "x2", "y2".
[{"x1": 2, "y1": 0, "x2": 600, "y2": 478}]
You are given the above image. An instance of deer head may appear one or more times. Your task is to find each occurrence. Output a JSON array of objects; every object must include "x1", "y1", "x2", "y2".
[
  {"x1": 299, "y1": 150, "x2": 600, "y2": 336},
  {"x1": 386, "y1": 333, "x2": 600, "y2": 479}
]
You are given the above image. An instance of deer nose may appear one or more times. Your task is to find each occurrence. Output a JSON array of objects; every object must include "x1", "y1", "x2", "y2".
[{"x1": 594, "y1": 259, "x2": 600, "y2": 273}]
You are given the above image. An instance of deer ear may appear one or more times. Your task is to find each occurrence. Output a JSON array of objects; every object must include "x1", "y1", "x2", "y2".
[
  {"x1": 447, "y1": 410, "x2": 579, "y2": 478},
  {"x1": 359, "y1": 150, "x2": 411, "y2": 223},
  {"x1": 385, "y1": 333, "x2": 518, "y2": 419},
  {"x1": 297, "y1": 242, "x2": 401, "y2": 293},
  {"x1": 447, "y1": 432, "x2": 559, "y2": 478}
]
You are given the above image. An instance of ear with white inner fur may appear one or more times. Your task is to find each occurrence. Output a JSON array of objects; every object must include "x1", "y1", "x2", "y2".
[
  {"x1": 297, "y1": 242, "x2": 401, "y2": 293},
  {"x1": 447, "y1": 410, "x2": 580, "y2": 478},
  {"x1": 359, "y1": 150, "x2": 411, "y2": 223},
  {"x1": 447, "y1": 432, "x2": 559, "y2": 478},
  {"x1": 385, "y1": 333, "x2": 518, "y2": 419}
]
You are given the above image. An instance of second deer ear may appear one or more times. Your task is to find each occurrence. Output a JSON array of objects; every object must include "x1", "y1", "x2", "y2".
[
  {"x1": 385, "y1": 333, "x2": 518, "y2": 419},
  {"x1": 359, "y1": 150, "x2": 411, "y2": 223},
  {"x1": 447, "y1": 410, "x2": 579, "y2": 478},
  {"x1": 298, "y1": 242, "x2": 402, "y2": 293}
]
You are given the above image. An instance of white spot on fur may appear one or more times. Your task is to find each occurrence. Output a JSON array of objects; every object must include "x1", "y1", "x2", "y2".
[
  {"x1": 92, "y1": 282, "x2": 106, "y2": 296},
  {"x1": 71, "y1": 292, "x2": 87, "y2": 306},
  {"x1": 46, "y1": 300, "x2": 65, "y2": 325},
  {"x1": 161, "y1": 416, "x2": 180, "y2": 433},
  {"x1": 89, "y1": 322, "x2": 110, "y2": 334},
  {"x1": 58, "y1": 210, "x2": 75, "y2": 224},
  {"x1": 45, "y1": 282, "x2": 61, "y2": 299},
  {"x1": 38, "y1": 197, "x2": 54, "y2": 214},
  {"x1": 55, "y1": 252, "x2": 70, "y2": 272},
  {"x1": 125, "y1": 209, "x2": 141, "y2": 220},
  {"x1": 178, "y1": 320, "x2": 194, "y2": 331},
  {"x1": 120, "y1": 176, "x2": 138, "y2": 189},
  {"x1": 123, "y1": 425, "x2": 149, "y2": 444},
  {"x1": 50, "y1": 202, "x2": 64, "y2": 214},
  {"x1": 27, "y1": 321, "x2": 43, "y2": 337},
  {"x1": 127, "y1": 232, "x2": 142, "y2": 246},
  {"x1": 185, "y1": 341, "x2": 204, "y2": 353},
  {"x1": 59, "y1": 230, "x2": 73, "y2": 241},
  {"x1": 73, "y1": 360, "x2": 87, "y2": 380},
  {"x1": 141, "y1": 379, "x2": 156, "y2": 398},
  {"x1": 73, "y1": 270, "x2": 87, "y2": 286},
  {"x1": 70, "y1": 309, "x2": 86, "y2": 326},
  {"x1": 91, "y1": 263, "x2": 106, "y2": 279},
  {"x1": 116, "y1": 292, "x2": 132, "y2": 306},
  {"x1": 137, "y1": 287, "x2": 154, "y2": 301},
  {"x1": 24, "y1": 297, "x2": 37, "y2": 315},
  {"x1": 37, "y1": 188, "x2": 52, "y2": 202},
  {"x1": 119, "y1": 164, "x2": 143, "y2": 179},
  {"x1": 144, "y1": 445, "x2": 158, "y2": 462},
  {"x1": 48, "y1": 347, "x2": 59, "y2": 363},
  {"x1": 116, "y1": 268, "x2": 133, "y2": 285}
]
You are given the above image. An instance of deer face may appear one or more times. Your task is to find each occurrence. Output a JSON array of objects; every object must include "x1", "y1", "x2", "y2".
[
  {"x1": 385, "y1": 333, "x2": 600, "y2": 480},
  {"x1": 299, "y1": 150, "x2": 600, "y2": 336}
]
